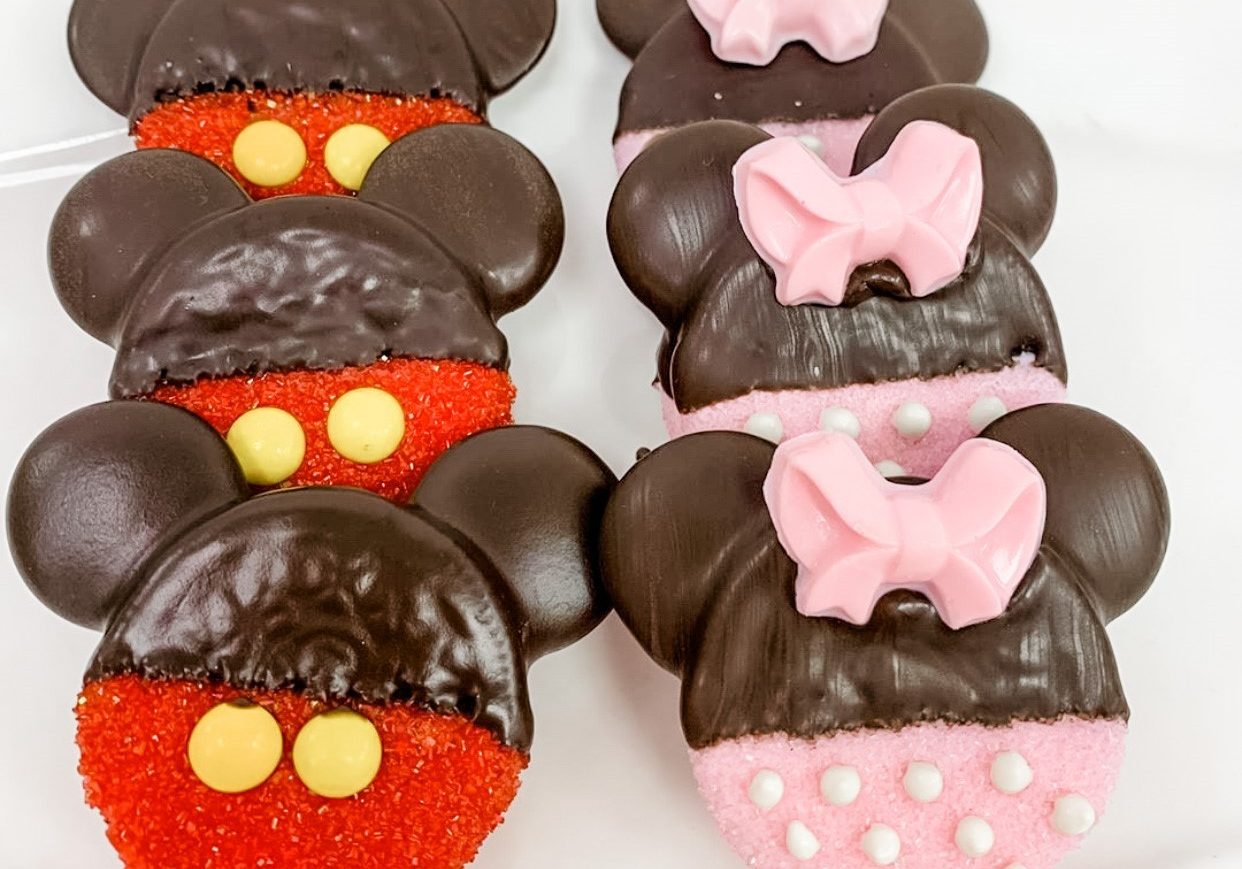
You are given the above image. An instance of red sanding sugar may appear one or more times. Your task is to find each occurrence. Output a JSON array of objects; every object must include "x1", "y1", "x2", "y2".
[
  {"x1": 76, "y1": 675, "x2": 528, "y2": 869},
  {"x1": 149, "y1": 357, "x2": 515, "y2": 504},
  {"x1": 134, "y1": 90, "x2": 483, "y2": 198}
]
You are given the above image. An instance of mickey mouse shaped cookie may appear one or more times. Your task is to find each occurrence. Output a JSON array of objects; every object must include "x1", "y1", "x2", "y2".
[
  {"x1": 609, "y1": 84, "x2": 1064, "y2": 479},
  {"x1": 70, "y1": 0, "x2": 555, "y2": 197},
  {"x1": 49, "y1": 124, "x2": 562, "y2": 503},
  {"x1": 599, "y1": 0, "x2": 987, "y2": 173},
  {"x1": 603, "y1": 403, "x2": 1169, "y2": 868},
  {"x1": 8, "y1": 401, "x2": 613, "y2": 869}
]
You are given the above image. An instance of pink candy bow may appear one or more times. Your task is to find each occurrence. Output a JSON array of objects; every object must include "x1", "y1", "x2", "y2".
[
  {"x1": 763, "y1": 432, "x2": 1046, "y2": 630},
  {"x1": 688, "y1": 0, "x2": 889, "y2": 65},
  {"x1": 734, "y1": 122, "x2": 984, "y2": 307}
]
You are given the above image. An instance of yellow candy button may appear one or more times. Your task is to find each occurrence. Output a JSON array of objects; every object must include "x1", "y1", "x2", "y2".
[
  {"x1": 326, "y1": 387, "x2": 405, "y2": 464},
  {"x1": 226, "y1": 407, "x2": 306, "y2": 486},
  {"x1": 188, "y1": 700, "x2": 283, "y2": 794},
  {"x1": 324, "y1": 124, "x2": 392, "y2": 191},
  {"x1": 232, "y1": 120, "x2": 307, "y2": 188},
  {"x1": 292, "y1": 709, "x2": 383, "y2": 799}
]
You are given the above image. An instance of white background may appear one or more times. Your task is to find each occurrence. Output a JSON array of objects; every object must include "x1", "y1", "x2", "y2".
[{"x1": 1, "y1": 1, "x2": 1240, "y2": 866}]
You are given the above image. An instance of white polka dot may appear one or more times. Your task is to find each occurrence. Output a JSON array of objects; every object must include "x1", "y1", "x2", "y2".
[
  {"x1": 1052, "y1": 794, "x2": 1096, "y2": 836},
  {"x1": 955, "y1": 816, "x2": 995, "y2": 857},
  {"x1": 820, "y1": 407, "x2": 861, "y2": 439},
  {"x1": 744, "y1": 412, "x2": 784, "y2": 444},
  {"x1": 903, "y1": 761, "x2": 943, "y2": 802},
  {"x1": 860, "y1": 824, "x2": 901, "y2": 866},
  {"x1": 786, "y1": 820, "x2": 821, "y2": 861},
  {"x1": 819, "y1": 765, "x2": 861, "y2": 806},
  {"x1": 891, "y1": 402, "x2": 932, "y2": 440},
  {"x1": 797, "y1": 134, "x2": 825, "y2": 155},
  {"x1": 874, "y1": 460, "x2": 906, "y2": 478},
  {"x1": 991, "y1": 751, "x2": 1034, "y2": 794},
  {"x1": 1005, "y1": 864, "x2": 1030, "y2": 869},
  {"x1": 968, "y1": 395, "x2": 1008, "y2": 434},
  {"x1": 748, "y1": 770, "x2": 784, "y2": 811}
]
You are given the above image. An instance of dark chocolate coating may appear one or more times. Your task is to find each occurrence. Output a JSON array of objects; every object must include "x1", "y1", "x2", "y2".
[
  {"x1": 608, "y1": 117, "x2": 1065, "y2": 412},
  {"x1": 602, "y1": 405, "x2": 1169, "y2": 747},
  {"x1": 69, "y1": 0, "x2": 556, "y2": 121},
  {"x1": 611, "y1": 2, "x2": 986, "y2": 137}
]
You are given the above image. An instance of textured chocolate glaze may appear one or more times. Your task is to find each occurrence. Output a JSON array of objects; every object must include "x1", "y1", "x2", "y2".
[
  {"x1": 611, "y1": 1, "x2": 986, "y2": 137},
  {"x1": 601, "y1": 405, "x2": 1169, "y2": 747},
  {"x1": 608, "y1": 115, "x2": 1065, "y2": 412},
  {"x1": 69, "y1": 0, "x2": 556, "y2": 121}
]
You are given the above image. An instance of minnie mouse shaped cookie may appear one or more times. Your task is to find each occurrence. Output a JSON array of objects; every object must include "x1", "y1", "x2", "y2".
[
  {"x1": 70, "y1": 0, "x2": 555, "y2": 196},
  {"x1": 8, "y1": 401, "x2": 614, "y2": 869},
  {"x1": 599, "y1": 0, "x2": 987, "y2": 172},
  {"x1": 603, "y1": 403, "x2": 1169, "y2": 868},
  {"x1": 49, "y1": 124, "x2": 562, "y2": 503},
  {"x1": 609, "y1": 84, "x2": 1064, "y2": 479}
]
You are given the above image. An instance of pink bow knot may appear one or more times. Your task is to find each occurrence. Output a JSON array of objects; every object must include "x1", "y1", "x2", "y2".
[
  {"x1": 734, "y1": 121, "x2": 984, "y2": 307},
  {"x1": 763, "y1": 432, "x2": 1046, "y2": 630},
  {"x1": 688, "y1": 0, "x2": 889, "y2": 65}
]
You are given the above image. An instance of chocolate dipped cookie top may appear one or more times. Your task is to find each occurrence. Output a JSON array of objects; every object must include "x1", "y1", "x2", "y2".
[
  {"x1": 608, "y1": 85, "x2": 1064, "y2": 414},
  {"x1": 48, "y1": 124, "x2": 564, "y2": 400},
  {"x1": 71, "y1": 0, "x2": 556, "y2": 123},
  {"x1": 8, "y1": 402, "x2": 615, "y2": 752},
  {"x1": 600, "y1": 0, "x2": 987, "y2": 137},
  {"x1": 602, "y1": 404, "x2": 1169, "y2": 748}
]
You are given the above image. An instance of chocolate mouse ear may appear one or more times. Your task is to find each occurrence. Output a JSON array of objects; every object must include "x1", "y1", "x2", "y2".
[
  {"x1": 68, "y1": 0, "x2": 171, "y2": 115},
  {"x1": 885, "y1": 0, "x2": 988, "y2": 84},
  {"x1": 7, "y1": 402, "x2": 249, "y2": 631},
  {"x1": 854, "y1": 85, "x2": 1056, "y2": 257},
  {"x1": 596, "y1": 0, "x2": 683, "y2": 59},
  {"x1": 442, "y1": 0, "x2": 557, "y2": 95},
  {"x1": 411, "y1": 426, "x2": 616, "y2": 660},
  {"x1": 48, "y1": 149, "x2": 249, "y2": 345},
  {"x1": 609, "y1": 121, "x2": 769, "y2": 329},
  {"x1": 360, "y1": 125, "x2": 564, "y2": 318},
  {"x1": 602, "y1": 432, "x2": 777, "y2": 675},
  {"x1": 982, "y1": 404, "x2": 1170, "y2": 623}
]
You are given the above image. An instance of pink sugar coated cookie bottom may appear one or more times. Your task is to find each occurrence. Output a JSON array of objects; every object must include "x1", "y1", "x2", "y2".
[
  {"x1": 692, "y1": 717, "x2": 1126, "y2": 869},
  {"x1": 614, "y1": 116, "x2": 875, "y2": 175},
  {"x1": 662, "y1": 365, "x2": 1068, "y2": 478}
]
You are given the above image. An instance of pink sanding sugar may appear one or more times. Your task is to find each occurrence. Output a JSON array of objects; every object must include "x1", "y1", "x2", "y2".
[
  {"x1": 614, "y1": 115, "x2": 875, "y2": 175},
  {"x1": 662, "y1": 366, "x2": 1068, "y2": 478},
  {"x1": 691, "y1": 717, "x2": 1126, "y2": 869}
]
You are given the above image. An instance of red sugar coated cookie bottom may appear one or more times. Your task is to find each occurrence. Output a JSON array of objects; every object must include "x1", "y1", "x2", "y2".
[
  {"x1": 134, "y1": 90, "x2": 483, "y2": 198},
  {"x1": 148, "y1": 357, "x2": 515, "y2": 503},
  {"x1": 77, "y1": 675, "x2": 527, "y2": 869}
]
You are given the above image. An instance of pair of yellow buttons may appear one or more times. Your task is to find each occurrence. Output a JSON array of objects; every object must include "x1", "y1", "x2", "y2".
[
  {"x1": 188, "y1": 702, "x2": 382, "y2": 799},
  {"x1": 232, "y1": 120, "x2": 391, "y2": 190}
]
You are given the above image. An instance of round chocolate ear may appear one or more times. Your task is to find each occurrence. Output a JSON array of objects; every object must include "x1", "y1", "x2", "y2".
[
  {"x1": 48, "y1": 149, "x2": 249, "y2": 345},
  {"x1": 608, "y1": 120, "x2": 769, "y2": 329},
  {"x1": 981, "y1": 404, "x2": 1170, "y2": 623},
  {"x1": 602, "y1": 431, "x2": 776, "y2": 675},
  {"x1": 885, "y1": 0, "x2": 988, "y2": 84},
  {"x1": 7, "y1": 402, "x2": 249, "y2": 631},
  {"x1": 441, "y1": 0, "x2": 556, "y2": 95},
  {"x1": 360, "y1": 125, "x2": 564, "y2": 318},
  {"x1": 69, "y1": 0, "x2": 173, "y2": 116},
  {"x1": 854, "y1": 85, "x2": 1056, "y2": 257},
  {"x1": 411, "y1": 426, "x2": 616, "y2": 660},
  {"x1": 597, "y1": 0, "x2": 683, "y2": 58}
]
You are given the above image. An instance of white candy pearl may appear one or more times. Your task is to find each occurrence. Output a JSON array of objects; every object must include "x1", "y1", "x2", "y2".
[
  {"x1": 991, "y1": 751, "x2": 1034, "y2": 795},
  {"x1": 968, "y1": 395, "x2": 1008, "y2": 434},
  {"x1": 820, "y1": 407, "x2": 861, "y2": 439},
  {"x1": 744, "y1": 412, "x2": 784, "y2": 443},
  {"x1": 797, "y1": 135, "x2": 825, "y2": 155},
  {"x1": 955, "y1": 816, "x2": 995, "y2": 857},
  {"x1": 786, "y1": 820, "x2": 821, "y2": 861},
  {"x1": 860, "y1": 824, "x2": 901, "y2": 866},
  {"x1": 874, "y1": 460, "x2": 906, "y2": 478},
  {"x1": 748, "y1": 770, "x2": 784, "y2": 810},
  {"x1": 903, "y1": 762, "x2": 943, "y2": 803},
  {"x1": 1052, "y1": 794, "x2": 1096, "y2": 836},
  {"x1": 820, "y1": 765, "x2": 861, "y2": 806},
  {"x1": 891, "y1": 402, "x2": 932, "y2": 440}
]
